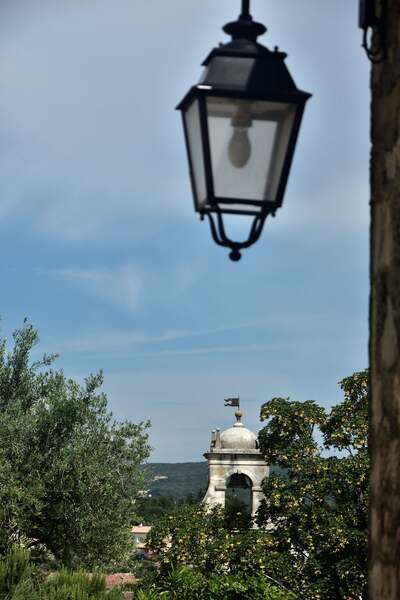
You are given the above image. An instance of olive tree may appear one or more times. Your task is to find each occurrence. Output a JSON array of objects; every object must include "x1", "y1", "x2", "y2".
[{"x1": 0, "y1": 321, "x2": 150, "y2": 568}]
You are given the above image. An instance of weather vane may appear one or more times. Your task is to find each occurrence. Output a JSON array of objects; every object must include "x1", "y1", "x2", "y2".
[{"x1": 224, "y1": 396, "x2": 240, "y2": 408}]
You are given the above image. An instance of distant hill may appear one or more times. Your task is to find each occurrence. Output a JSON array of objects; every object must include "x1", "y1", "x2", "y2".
[
  {"x1": 142, "y1": 462, "x2": 284, "y2": 501},
  {"x1": 143, "y1": 462, "x2": 208, "y2": 501}
]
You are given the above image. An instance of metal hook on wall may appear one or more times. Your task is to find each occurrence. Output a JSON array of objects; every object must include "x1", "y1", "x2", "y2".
[{"x1": 359, "y1": 0, "x2": 386, "y2": 63}]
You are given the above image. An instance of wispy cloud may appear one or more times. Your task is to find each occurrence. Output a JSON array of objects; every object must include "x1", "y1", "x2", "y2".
[
  {"x1": 0, "y1": 0, "x2": 191, "y2": 242},
  {"x1": 51, "y1": 312, "x2": 346, "y2": 356},
  {"x1": 0, "y1": 0, "x2": 368, "y2": 245},
  {"x1": 115, "y1": 335, "x2": 364, "y2": 361},
  {"x1": 129, "y1": 343, "x2": 273, "y2": 358},
  {"x1": 38, "y1": 266, "x2": 143, "y2": 311},
  {"x1": 55, "y1": 320, "x2": 275, "y2": 353}
]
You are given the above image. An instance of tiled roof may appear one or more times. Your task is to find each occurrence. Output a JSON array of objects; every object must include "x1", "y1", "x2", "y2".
[{"x1": 131, "y1": 525, "x2": 151, "y2": 534}]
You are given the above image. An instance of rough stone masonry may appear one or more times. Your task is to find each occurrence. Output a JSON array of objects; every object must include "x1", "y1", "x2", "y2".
[{"x1": 369, "y1": 0, "x2": 400, "y2": 597}]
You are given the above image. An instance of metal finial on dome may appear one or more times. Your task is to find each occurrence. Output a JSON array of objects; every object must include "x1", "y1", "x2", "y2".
[{"x1": 234, "y1": 409, "x2": 244, "y2": 427}]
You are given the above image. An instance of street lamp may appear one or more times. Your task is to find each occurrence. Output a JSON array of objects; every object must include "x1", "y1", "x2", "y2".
[{"x1": 177, "y1": 0, "x2": 311, "y2": 261}]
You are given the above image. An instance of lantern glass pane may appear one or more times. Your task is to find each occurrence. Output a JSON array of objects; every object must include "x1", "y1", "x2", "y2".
[
  {"x1": 184, "y1": 99, "x2": 207, "y2": 209},
  {"x1": 206, "y1": 97, "x2": 296, "y2": 210}
]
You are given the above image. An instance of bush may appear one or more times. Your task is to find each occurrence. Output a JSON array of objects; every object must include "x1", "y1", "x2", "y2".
[
  {"x1": 42, "y1": 570, "x2": 122, "y2": 599},
  {"x1": 0, "y1": 548, "x2": 123, "y2": 600},
  {"x1": 136, "y1": 566, "x2": 296, "y2": 599},
  {"x1": 0, "y1": 546, "x2": 39, "y2": 599}
]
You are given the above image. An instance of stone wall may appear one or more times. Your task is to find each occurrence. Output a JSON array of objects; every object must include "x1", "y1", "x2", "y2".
[
  {"x1": 203, "y1": 449, "x2": 269, "y2": 520},
  {"x1": 369, "y1": 0, "x2": 400, "y2": 597}
]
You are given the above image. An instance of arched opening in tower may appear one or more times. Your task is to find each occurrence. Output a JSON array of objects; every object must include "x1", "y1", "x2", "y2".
[{"x1": 225, "y1": 473, "x2": 252, "y2": 528}]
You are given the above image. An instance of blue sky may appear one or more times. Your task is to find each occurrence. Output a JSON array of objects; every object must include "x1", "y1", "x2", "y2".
[{"x1": 0, "y1": 0, "x2": 369, "y2": 461}]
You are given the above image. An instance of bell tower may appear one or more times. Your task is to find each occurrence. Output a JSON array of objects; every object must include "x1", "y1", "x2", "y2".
[{"x1": 203, "y1": 408, "x2": 269, "y2": 521}]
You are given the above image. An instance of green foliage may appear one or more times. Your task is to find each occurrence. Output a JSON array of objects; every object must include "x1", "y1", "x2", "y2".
[
  {"x1": 223, "y1": 497, "x2": 253, "y2": 531},
  {"x1": 136, "y1": 566, "x2": 295, "y2": 599},
  {"x1": 257, "y1": 369, "x2": 369, "y2": 600},
  {"x1": 145, "y1": 503, "x2": 293, "y2": 596},
  {"x1": 143, "y1": 463, "x2": 207, "y2": 501},
  {"x1": 0, "y1": 548, "x2": 122, "y2": 599},
  {"x1": 135, "y1": 493, "x2": 201, "y2": 526},
  {"x1": 259, "y1": 398, "x2": 326, "y2": 469},
  {"x1": 146, "y1": 371, "x2": 367, "y2": 599},
  {"x1": 42, "y1": 570, "x2": 121, "y2": 599},
  {"x1": 135, "y1": 590, "x2": 163, "y2": 600},
  {"x1": 0, "y1": 321, "x2": 151, "y2": 568},
  {"x1": 146, "y1": 504, "x2": 227, "y2": 574},
  {"x1": 0, "y1": 546, "x2": 38, "y2": 599},
  {"x1": 135, "y1": 496, "x2": 177, "y2": 525}
]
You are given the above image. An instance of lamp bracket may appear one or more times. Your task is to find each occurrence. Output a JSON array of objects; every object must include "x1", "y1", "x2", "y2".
[
  {"x1": 359, "y1": 0, "x2": 386, "y2": 63},
  {"x1": 205, "y1": 209, "x2": 267, "y2": 261}
]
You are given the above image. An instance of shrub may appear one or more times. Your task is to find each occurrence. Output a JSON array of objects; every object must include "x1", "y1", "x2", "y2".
[
  {"x1": 136, "y1": 566, "x2": 296, "y2": 599},
  {"x1": 0, "y1": 546, "x2": 39, "y2": 599},
  {"x1": 42, "y1": 570, "x2": 122, "y2": 599},
  {"x1": 0, "y1": 548, "x2": 123, "y2": 600}
]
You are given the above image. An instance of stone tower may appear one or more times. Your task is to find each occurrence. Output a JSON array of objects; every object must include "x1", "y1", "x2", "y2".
[{"x1": 203, "y1": 409, "x2": 269, "y2": 519}]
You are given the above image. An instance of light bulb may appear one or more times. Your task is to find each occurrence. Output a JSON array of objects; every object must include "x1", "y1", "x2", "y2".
[{"x1": 228, "y1": 126, "x2": 251, "y2": 168}]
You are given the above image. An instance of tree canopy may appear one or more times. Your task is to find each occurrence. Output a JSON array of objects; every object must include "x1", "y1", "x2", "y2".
[
  {"x1": 145, "y1": 503, "x2": 295, "y2": 598},
  {"x1": 257, "y1": 369, "x2": 368, "y2": 599},
  {"x1": 0, "y1": 321, "x2": 151, "y2": 568},
  {"x1": 145, "y1": 370, "x2": 368, "y2": 600}
]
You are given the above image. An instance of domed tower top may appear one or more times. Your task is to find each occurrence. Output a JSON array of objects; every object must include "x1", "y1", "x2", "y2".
[
  {"x1": 208, "y1": 408, "x2": 259, "y2": 453},
  {"x1": 219, "y1": 410, "x2": 259, "y2": 450},
  {"x1": 203, "y1": 399, "x2": 269, "y2": 521}
]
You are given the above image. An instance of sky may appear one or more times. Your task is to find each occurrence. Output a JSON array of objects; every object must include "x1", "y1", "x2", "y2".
[{"x1": 0, "y1": 0, "x2": 369, "y2": 461}]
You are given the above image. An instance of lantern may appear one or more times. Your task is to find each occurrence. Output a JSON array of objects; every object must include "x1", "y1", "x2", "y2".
[{"x1": 177, "y1": 0, "x2": 311, "y2": 260}]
